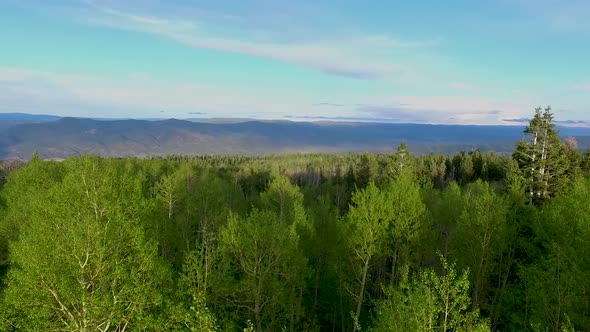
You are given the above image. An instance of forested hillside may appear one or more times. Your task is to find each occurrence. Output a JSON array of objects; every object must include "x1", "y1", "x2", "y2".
[
  {"x1": 2, "y1": 114, "x2": 590, "y2": 160},
  {"x1": 1, "y1": 108, "x2": 590, "y2": 331}
]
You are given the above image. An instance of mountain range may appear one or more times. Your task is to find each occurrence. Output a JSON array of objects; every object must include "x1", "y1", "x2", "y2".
[{"x1": 1, "y1": 113, "x2": 589, "y2": 160}]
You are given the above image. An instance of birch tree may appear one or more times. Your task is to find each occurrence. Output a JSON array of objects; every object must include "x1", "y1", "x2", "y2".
[
  {"x1": 1, "y1": 156, "x2": 169, "y2": 331},
  {"x1": 452, "y1": 181, "x2": 508, "y2": 309},
  {"x1": 343, "y1": 182, "x2": 392, "y2": 332},
  {"x1": 371, "y1": 256, "x2": 490, "y2": 332},
  {"x1": 385, "y1": 168, "x2": 426, "y2": 283},
  {"x1": 217, "y1": 210, "x2": 307, "y2": 331}
]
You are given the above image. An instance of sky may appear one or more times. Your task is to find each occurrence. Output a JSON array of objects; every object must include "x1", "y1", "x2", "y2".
[{"x1": 0, "y1": 0, "x2": 589, "y2": 125}]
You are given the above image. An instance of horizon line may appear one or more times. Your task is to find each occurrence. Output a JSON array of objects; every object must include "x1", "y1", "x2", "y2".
[{"x1": 3, "y1": 111, "x2": 590, "y2": 128}]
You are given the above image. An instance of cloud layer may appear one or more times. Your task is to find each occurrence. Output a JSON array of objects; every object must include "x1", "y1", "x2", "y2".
[
  {"x1": 2, "y1": 1, "x2": 588, "y2": 125},
  {"x1": 79, "y1": 4, "x2": 436, "y2": 80},
  {"x1": 2, "y1": 66, "x2": 587, "y2": 126},
  {"x1": 0, "y1": 67, "x2": 311, "y2": 118}
]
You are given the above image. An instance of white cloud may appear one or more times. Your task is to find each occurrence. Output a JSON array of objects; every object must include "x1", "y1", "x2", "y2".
[
  {"x1": 355, "y1": 96, "x2": 533, "y2": 125},
  {"x1": 77, "y1": 5, "x2": 436, "y2": 80},
  {"x1": 449, "y1": 82, "x2": 479, "y2": 92},
  {"x1": 0, "y1": 67, "x2": 314, "y2": 119},
  {"x1": 570, "y1": 84, "x2": 590, "y2": 92},
  {"x1": 0, "y1": 68, "x2": 35, "y2": 81},
  {"x1": 2, "y1": 67, "x2": 579, "y2": 125}
]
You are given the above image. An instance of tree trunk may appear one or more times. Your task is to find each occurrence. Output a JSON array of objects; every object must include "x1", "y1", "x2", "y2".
[
  {"x1": 255, "y1": 309, "x2": 262, "y2": 332},
  {"x1": 529, "y1": 130, "x2": 539, "y2": 204},
  {"x1": 474, "y1": 252, "x2": 486, "y2": 308},
  {"x1": 391, "y1": 244, "x2": 399, "y2": 285},
  {"x1": 539, "y1": 127, "x2": 549, "y2": 198},
  {"x1": 353, "y1": 257, "x2": 370, "y2": 332},
  {"x1": 167, "y1": 192, "x2": 173, "y2": 220}
]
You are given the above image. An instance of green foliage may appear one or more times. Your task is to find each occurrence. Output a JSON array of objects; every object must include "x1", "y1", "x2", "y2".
[
  {"x1": 258, "y1": 174, "x2": 308, "y2": 229},
  {"x1": 371, "y1": 266, "x2": 440, "y2": 332},
  {"x1": 582, "y1": 150, "x2": 590, "y2": 176},
  {"x1": 384, "y1": 168, "x2": 427, "y2": 282},
  {"x1": 386, "y1": 168, "x2": 425, "y2": 243},
  {"x1": 382, "y1": 142, "x2": 416, "y2": 183},
  {"x1": 1, "y1": 156, "x2": 169, "y2": 330},
  {"x1": 355, "y1": 154, "x2": 380, "y2": 189},
  {"x1": 424, "y1": 182, "x2": 463, "y2": 259},
  {"x1": 523, "y1": 177, "x2": 590, "y2": 331},
  {"x1": 0, "y1": 158, "x2": 64, "y2": 269},
  {"x1": 0, "y1": 107, "x2": 587, "y2": 331},
  {"x1": 513, "y1": 107, "x2": 570, "y2": 204},
  {"x1": 216, "y1": 209, "x2": 308, "y2": 331},
  {"x1": 343, "y1": 182, "x2": 394, "y2": 331},
  {"x1": 305, "y1": 194, "x2": 347, "y2": 330},
  {"x1": 451, "y1": 180, "x2": 509, "y2": 309},
  {"x1": 371, "y1": 255, "x2": 490, "y2": 332},
  {"x1": 346, "y1": 182, "x2": 392, "y2": 262},
  {"x1": 168, "y1": 249, "x2": 219, "y2": 331}
]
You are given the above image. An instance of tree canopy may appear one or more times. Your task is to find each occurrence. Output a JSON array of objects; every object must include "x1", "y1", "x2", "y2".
[{"x1": 1, "y1": 107, "x2": 589, "y2": 331}]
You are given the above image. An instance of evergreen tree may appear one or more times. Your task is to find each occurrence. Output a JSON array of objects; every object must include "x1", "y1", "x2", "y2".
[
  {"x1": 513, "y1": 107, "x2": 569, "y2": 204},
  {"x1": 305, "y1": 195, "x2": 346, "y2": 330},
  {"x1": 563, "y1": 137, "x2": 583, "y2": 179},
  {"x1": 458, "y1": 154, "x2": 474, "y2": 184},
  {"x1": 383, "y1": 142, "x2": 416, "y2": 182},
  {"x1": 355, "y1": 154, "x2": 380, "y2": 189}
]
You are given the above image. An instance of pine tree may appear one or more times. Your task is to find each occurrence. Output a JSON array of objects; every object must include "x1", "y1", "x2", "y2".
[
  {"x1": 355, "y1": 154, "x2": 380, "y2": 189},
  {"x1": 563, "y1": 137, "x2": 583, "y2": 179},
  {"x1": 513, "y1": 107, "x2": 568, "y2": 204},
  {"x1": 383, "y1": 142, "x2": 416, "y2": 182}
]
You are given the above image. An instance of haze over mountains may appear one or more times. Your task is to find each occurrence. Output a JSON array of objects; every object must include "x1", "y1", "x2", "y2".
[{"x1": 1, "y1": 113, "x2": 590, "y2": 160}]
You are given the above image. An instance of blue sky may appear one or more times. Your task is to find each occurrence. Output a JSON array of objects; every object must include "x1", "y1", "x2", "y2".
[{"x1": 1, "y1": 0, "x2": 589, "y2": 125}]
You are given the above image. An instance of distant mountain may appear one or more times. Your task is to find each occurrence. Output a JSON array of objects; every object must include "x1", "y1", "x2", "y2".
[
  {"x1": 0, "y1": 113, "x2": 62, "y2": 122},
  {"x1": 1, "y1": 114, "x2": 589, "y2": 160},
  {"x1": 0, "y1": 113, "x2": 62, "y2": 131}
]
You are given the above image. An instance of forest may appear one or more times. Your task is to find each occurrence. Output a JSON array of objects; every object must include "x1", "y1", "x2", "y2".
[{"x1": 1, "y1": 107, "x2": 590, "y2": 331}]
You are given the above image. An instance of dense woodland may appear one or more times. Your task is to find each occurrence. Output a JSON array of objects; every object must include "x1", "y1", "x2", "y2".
[{"x1": 1, "y1": 107, "x2": 590, "y2": 331}]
